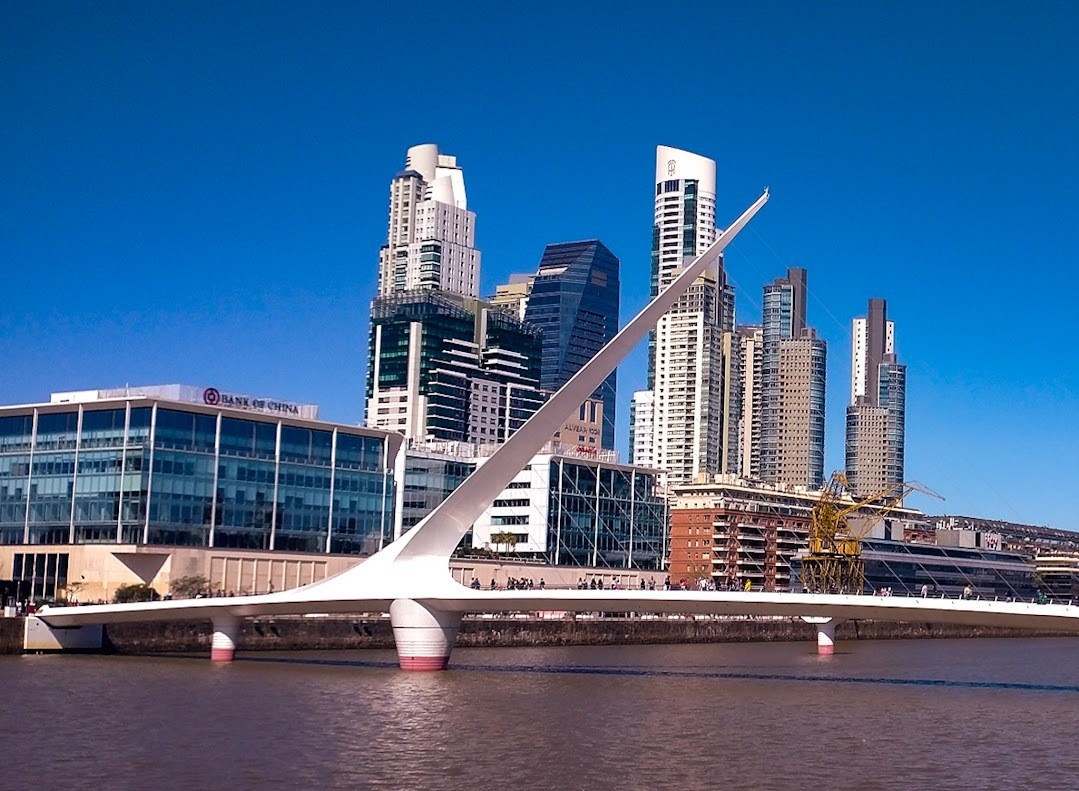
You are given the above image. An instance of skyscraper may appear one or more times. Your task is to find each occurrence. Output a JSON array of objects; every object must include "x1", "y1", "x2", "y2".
[
  {"x1": 634, "y1": 145, "x2": 735, "y2": 485},
  {"x1": 367, "y1": 145, "x2": 544, "y2": 444},
  {"x1": 522, "y1": 240, "x2": 620, "y2": 449},
  {"x1": 773, "y1": 329, "x2": 827, "y2": 487},
  {"x1": 757, "y1": 268, "x2": 826, "y2": 488},
  {"x1": 365, "y1": 291, "x2": 544, "y2": 444},
  {"x1": 377, "y1": 144, "x2": 480, "y2": 298},
  {"x1": 846, "y1": 298, "x2": 906, "y2": 497}
]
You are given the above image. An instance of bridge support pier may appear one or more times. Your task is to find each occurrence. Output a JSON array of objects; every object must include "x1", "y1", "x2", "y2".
[
  {"x1": 211, "y1": 616, "x2": 241, "y2": 662},
  {"x1": 801, "y1": 616, "x2": 842, "y2": 656},
  {"x1": 390, "y1": 599, "x2": 462, "y2": 671}
]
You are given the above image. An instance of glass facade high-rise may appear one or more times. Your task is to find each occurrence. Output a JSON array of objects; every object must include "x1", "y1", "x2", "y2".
[
  {"x1": 522, "y1": 240, "x2": 620, "y2": 449},
  {"x1": 366, "y1": 290, "x2": 544, "y2": 444},
  {"x1": 0, "y1": 395, "x2": 398, "y2": 556}
]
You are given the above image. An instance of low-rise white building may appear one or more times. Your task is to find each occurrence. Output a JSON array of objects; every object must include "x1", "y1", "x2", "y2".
[{"x1": 469, "y1": 443, "x2": 667, "y2": 570}]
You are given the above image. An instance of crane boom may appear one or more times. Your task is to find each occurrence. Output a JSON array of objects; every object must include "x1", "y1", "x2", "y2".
[{"x1": 800, "y1": 473, "x2": 945, "y2": 594}]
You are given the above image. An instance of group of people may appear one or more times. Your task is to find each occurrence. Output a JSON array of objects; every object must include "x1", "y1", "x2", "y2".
[
  {"x1": 5, "y1": 599, "x2": 37, "y2": 615},
  {"x1": 576, "y1": 577, "x2": 659, "y2": 590},
  {"x1": 470, "y1": 577, "x2": 545, "y2": 591},
  {"x1": 666, "y1": 577, "x2": 753, "y2": 592}
]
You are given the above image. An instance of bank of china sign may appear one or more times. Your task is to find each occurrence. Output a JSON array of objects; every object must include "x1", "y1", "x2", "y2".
[{"x1": 203, "y1": 387, "x2": 302, "y2": 417}]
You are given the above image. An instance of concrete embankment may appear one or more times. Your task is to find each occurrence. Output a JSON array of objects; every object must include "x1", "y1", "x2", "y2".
[
  {"x1": 0, "y1": 618, "x2": 23, "y2": 654},
  {"x1": 2, "y1": 615, "x2": 1071, "y2": 655}
]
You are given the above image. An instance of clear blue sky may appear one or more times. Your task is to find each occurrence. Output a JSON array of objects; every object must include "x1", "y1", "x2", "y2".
[{"x1": 2, "y1": 2, "x2": 1077, "y2": 528}]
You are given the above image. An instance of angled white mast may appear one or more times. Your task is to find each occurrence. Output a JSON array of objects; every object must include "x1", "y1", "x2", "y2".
[{"x1": 377, "y1": 189, "x2": 771, "y2": 564}]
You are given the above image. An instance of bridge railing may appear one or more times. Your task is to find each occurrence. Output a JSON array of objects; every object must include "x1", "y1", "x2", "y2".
[{"x1": 465, "y1": 583, "x2": 1073, "y2": 607}]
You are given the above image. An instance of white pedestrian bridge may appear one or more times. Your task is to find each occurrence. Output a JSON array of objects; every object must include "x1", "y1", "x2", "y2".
[
  {"x1": 35, "y1": 586, "x2": 1079, "y2": 667},
  {"x1": 34, "y1": 190, "x2": 1079, "y2": 668}
]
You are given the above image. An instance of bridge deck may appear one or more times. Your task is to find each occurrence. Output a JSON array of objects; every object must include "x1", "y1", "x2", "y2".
[{"x1": 38, "y1": 590, "x2": 1079, "y2": 633}]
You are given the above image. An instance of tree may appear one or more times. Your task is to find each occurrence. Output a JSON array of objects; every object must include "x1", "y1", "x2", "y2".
[
  {"x1": 489, "y1": 531, "x2": 518, "y2": 554},
  {"x1": 113, "y1": 583, "x2": 160, "y2": 604},
  {"x1": 170, "y1": 575, "x2": 210, "y2": 599},
  {"x1": 61, "y1": 580, "x2": 85, "y2": 602}
]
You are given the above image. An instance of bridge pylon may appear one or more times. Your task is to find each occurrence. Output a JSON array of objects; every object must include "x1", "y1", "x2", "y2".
[
  {"x1": 390, "y1": 599, "x2": 463, "y2": 671},
  {"x1": 211, "y1": 616, "x2": 241, "y2": 662},
  {"x1": 801, "y1": 616, "x2": 843, "y2": 656}
]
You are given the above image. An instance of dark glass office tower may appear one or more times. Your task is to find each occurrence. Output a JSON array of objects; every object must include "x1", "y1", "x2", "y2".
[{"x1": 523, "y1": 240, "x2": 620, "y2": 448}]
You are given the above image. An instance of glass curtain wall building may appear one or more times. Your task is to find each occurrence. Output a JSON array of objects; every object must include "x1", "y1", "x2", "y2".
[
  {"x1": 522, "y1": 240, "x2": 620, "y2": 449},
  {"x1": 791, "y1": 540, "x2": 1037, "y2": 599},
  {"x1": 471, "y1": 448, "x2": 667, "y2": 569},
  {"x1": 0, "y1": 396, "x2": 400, "y2": 556},
  {"x1": 551, "y1": 459, "x2": 666, "y2": 568},
  {"x1": 366, "y1": 290, "x2": 544, "y2": 444},
  {"x1": 399, "y1": 449, "x2": 475, "y2": 532}
]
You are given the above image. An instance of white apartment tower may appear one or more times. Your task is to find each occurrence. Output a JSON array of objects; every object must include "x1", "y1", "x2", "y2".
[
  {"x1": 377, "y1": 144, "x2": 480, "y2": 298},
  {"x1": 628, "y1": 389, "x2": 655, "y2": 468},
  {"x1": 851, "y1": 307, "x2": 895, "y2": 403},
  {"x1": 633, "y1": 145, "x2": 735, "y2": 486}
]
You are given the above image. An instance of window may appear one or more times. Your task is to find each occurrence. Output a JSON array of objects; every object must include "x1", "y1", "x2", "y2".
[{"x1": 492, "y1": 498, "x2": 530, "y2": 508}]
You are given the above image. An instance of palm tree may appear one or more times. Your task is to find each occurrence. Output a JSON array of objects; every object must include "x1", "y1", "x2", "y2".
[{"x1": 489, "y1": 530, "x2": 518, "y2": 555}]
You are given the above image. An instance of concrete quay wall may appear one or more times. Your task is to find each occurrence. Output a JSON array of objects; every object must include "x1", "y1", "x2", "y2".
[
  {"x1": 73, "y1": 617, "x2": 1079, "y2": 655},
  {"x1": 4, "y1": 616, "x2": 1073, "y2": 655},
  {"x1": 0, "y1": 618, "x2": 23, "y2": 654}
]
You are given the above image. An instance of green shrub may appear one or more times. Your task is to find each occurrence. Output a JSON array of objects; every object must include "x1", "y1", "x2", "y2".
[
  {"x1": 170, "y1": 575, "x2": 210, "y2": 599},
  {"x1": 113, "y1": 583, "x2": 160, "y2": 604}
]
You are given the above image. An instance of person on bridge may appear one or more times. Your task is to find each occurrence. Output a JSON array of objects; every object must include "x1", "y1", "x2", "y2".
[
  {"x1": 920, "y1": 584, "x2": 929, "y2": 598},
  {"x1": 963, "y1": 585, "x2": 973, "y2": 599}
]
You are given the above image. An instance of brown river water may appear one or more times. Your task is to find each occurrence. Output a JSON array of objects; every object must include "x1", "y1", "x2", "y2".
[{"x1": 5, "y1": 637, "x2": 1079, "y2": 790}]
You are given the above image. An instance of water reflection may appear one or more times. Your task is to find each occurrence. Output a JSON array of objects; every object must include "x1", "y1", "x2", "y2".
[
  {"x1": 229, "y1": 652, "x2": 1079, "y2": 692},
  {"x1": 6, "y1": 638, "x2": 1079, "y2": 790}
]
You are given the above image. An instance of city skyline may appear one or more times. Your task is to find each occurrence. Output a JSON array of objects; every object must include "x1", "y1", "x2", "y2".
[{"x1": 2, "y1": 3, "x2": 1077, "y2": 528}]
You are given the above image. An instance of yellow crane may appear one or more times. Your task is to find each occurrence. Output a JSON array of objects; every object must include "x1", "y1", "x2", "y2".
[{"x1": 800, "y1": 473, "x2": 944, "y2": 594}]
